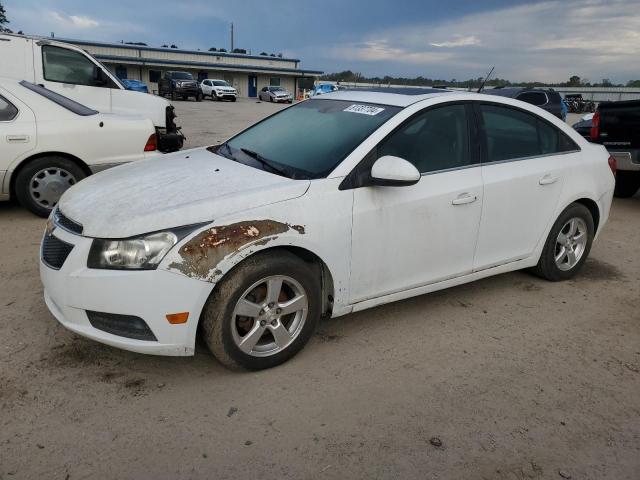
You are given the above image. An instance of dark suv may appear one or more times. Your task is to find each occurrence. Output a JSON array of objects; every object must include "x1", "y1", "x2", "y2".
[
  {"x1": 483, "y1": 87, "x2": 564, "y2": 120},
  {"x1": 158, "y1": 71, "x2": 202, "y2": 102}
]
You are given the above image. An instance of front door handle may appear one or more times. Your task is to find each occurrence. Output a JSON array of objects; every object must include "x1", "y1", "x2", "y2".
[
  {"x1": 6, "y1": 135, "x2": 29, "y2": 143},
  {"x1": 452, "y1": 193, "x2": 478, "y2": 205},
  {"x1": 539, "y1": 174, "x2": 559, "y2": 185}
]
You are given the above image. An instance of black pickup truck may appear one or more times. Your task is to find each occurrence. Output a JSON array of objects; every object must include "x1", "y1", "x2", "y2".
[
  {"x1": 158, "y1": 71, "x2": 203, "y2": 102},
  {"x1": 589, "y1": 100, "x2": 640, "y2": 197}
]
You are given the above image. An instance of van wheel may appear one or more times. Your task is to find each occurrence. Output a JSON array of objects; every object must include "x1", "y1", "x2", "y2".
[
  {"x1": 201, "y1": 251, "x2": 321, "y2": 370},
  {"x1": 15, "y1": 156, "x2": 86, "y2": 218},
  {"x1": 614, "y1": 171, "x2": 640, "y2": 198},
  {"x1": 531, "y1": 203, "x2": 594, "y2": 281}
]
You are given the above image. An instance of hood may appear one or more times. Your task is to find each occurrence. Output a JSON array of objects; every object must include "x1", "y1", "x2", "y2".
[{"x1": 58, "y1": 148, "x2": 310, "y2": 238}]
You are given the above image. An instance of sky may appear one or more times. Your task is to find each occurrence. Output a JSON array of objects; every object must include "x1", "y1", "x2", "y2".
[{"x1": 4, "y1": 0, "x2": 640, "y2": 83}]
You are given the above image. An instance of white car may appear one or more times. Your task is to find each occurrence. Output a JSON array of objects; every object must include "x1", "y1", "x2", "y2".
[
  {"x1": 200, "y1": 79, "x2": 237, "y2": 102},
  {"x1": 258, "y1": 86, "x2": 293, "y2": 103},
  {"x1": 40, "y1": 88, "x2": 616, "y2": 370},
  {"x1": 0, "y1": 78, "x2": 159, "y2": 217}
]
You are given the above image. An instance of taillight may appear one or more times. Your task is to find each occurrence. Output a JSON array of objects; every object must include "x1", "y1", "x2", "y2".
[
  {"x1": 608, "y1": 155, "x2": 617, "y2": 176},
  {"x1": 144, "y1": 133, "x2": 157, "y2": 152},
  {"x1": 590, "y1": 110, "x2": 600, "y2": 141}
]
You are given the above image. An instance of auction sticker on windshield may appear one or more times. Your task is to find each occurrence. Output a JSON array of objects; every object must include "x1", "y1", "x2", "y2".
[{"x1": 343, "y1": 104, "x2": 385, "y2": 116}]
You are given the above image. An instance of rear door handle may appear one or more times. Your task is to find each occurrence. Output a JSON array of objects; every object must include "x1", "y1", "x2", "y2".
[
  {"x1": 539, "y1": 174, "x2": 559, "y2": 185},
  {"x1": 6, "y1": 135, "x2": 29, "y2": 143},
  {"x1": 452, "y1": 193, "x2": 478, "y2": 205}
]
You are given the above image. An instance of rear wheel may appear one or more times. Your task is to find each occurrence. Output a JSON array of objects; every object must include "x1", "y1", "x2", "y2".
[
  {"x1": 531, "y1": 203, "x2": 594, "y2": 281},
  {"x1": 614, "y1": 171, "x2": 640, "y2": 198},
  {"x1": 15, "y1": 156, "x2": 86, "y2": 217},
  {"x1": 201, "y1": 251, "x2": 321, "y2": 370}
]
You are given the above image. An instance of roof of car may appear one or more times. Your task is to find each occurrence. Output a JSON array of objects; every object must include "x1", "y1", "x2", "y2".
[{"x1": 313, "y1": 88, "x2": 458, "y2": 107}]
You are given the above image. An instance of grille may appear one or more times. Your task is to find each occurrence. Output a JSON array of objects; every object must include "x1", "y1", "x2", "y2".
[
  {"x1": 54, "y1": 209, "x2": 83, "y2": 234},
  {"x1": 86, "y1": 311, "x2": 158, "y2": 341},
  {"x1": 41, "y1": 234, "x2": 74, "y2": 269}
]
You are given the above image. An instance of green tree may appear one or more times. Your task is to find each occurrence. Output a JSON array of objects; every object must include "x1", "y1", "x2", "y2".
[
  {"x1": 568, "y1": 75, "x2": 581, "y2": 87},
  {"x1": 627, "y1": 80, "x2": 640, "y2": 87},
  {"x1": 0, "y1": 1, "x2": 12, "y2": 33}
]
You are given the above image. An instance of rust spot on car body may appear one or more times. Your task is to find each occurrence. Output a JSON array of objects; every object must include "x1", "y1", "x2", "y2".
[{"x1": 169, "y1": 220, "x2": 305, "y2": 281}]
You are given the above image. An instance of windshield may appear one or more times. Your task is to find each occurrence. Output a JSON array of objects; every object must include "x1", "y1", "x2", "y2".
[
  {"x1": 270, "y1": 87, "x2": 284, "y2": 91},
  {"x1": 213, "y1": 99, "x2": 400, "y2": 179},
  {"x1": 213, "y1": 80, "x2": 230, "y2": 86},
  {"x1": 171, "y1": 72, "x2": 193, "y2": 80}
]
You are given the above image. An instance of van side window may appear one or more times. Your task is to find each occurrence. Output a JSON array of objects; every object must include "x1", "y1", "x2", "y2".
[
  {"x1": 516, "y1": 91, "x2": 547, "y2": 106},
  {"x1": 0, "y1": 95, "x2": 18, "y2": 121},
  {"x1": 480, "y1": 104, "x2": 579, "y2": 162},
  {"x1": 42, "y1": 46, "x2": 111, "y2": 88}
]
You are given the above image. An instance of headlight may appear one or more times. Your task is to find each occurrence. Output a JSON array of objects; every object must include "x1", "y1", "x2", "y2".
[{"x1": 87, "y1": 223, "x2": 207, "y2": 270}]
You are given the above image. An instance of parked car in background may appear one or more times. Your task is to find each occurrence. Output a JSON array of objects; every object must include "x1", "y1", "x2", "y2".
[
  {"x1": 158, "y1": 71, "x2": 203, "y2": 102},
  {"x1": 258, "y1": 86, "x2": 293, "y2": 103},
  {"x1": 571, "y1": 113, "x2": 593, "y2": 140},
  {"x1": 0, "y1": 33, "x2": 183, "y2": 152},
  {"x1": 0, "y1": 78, "x2": 159, "y2": 216},
  {"x1": 311, "y1": 83, "x2": 338, "y2": 96},
  {"x1": 41, "y1": 88, "x2": 614, "y2": 370},
  {"x1": 120, "y1": 79, "x2": 149, "y2": 93},
  {"x1": 200, "y1": 79, "x2": 237, "y2": 101},
  {"x1": 483, "y1": 87, "x2": 564, "y2": 119},
  {"x1": 590, "y1": 100, "x2": 640, "y2": 197}
]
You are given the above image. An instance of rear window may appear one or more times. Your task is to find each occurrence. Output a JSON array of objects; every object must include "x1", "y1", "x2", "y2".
[
  {"x1": 19, "y1": 81, "x2": 98, "y2": 116},
  {"x1": 0, "y1": 95, "x2": 18, "y2": 121},
  {"x1": 171, "y1": 72, "x2": 193, "y2": 80},
  {"x1": 480, "y1": 103, "x2": 578, "y2": 162}
]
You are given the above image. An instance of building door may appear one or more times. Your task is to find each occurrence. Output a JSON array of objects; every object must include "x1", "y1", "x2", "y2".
[{"x1": 248, "y1": 75, "x2": 257, "y2": 97}]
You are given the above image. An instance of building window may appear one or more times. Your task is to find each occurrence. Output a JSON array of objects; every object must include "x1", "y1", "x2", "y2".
[
  {"x1": 115, "y1": 65, "x2": 127, "y2": 79},
  {"x1": 149, "y1": 70, "x2": 161, "y2": 83},
  {"x1": 197, "y1": 71, "x2": 208, "y2": 82},
  {"x1": 269, "y1": 77, "x2": 281, "y2": 86}
]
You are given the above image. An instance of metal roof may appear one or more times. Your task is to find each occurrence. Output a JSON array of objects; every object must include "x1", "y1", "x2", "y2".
[{"x1": 94, "y1": 54, "x2": 323, "y2": 76}]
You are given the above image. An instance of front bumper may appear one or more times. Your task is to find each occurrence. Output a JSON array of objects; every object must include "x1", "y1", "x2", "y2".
[
  {"x1": 174, "y1": 87, "x2": 200, "y2": 96},
  {"x1": 214, "y1": 91, "x2": 237, "y2": 97},
  {"x1": 274, "y1": 96, "x2": 292, "y2": 103},
  {"x1": 40, "y1": 226, "x2": 213, "y2": 356}
]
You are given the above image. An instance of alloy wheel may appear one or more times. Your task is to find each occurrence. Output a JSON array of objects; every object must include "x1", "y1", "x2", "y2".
[{"x1": 554, "y1": 217, "x2": 588, "y2": 271}]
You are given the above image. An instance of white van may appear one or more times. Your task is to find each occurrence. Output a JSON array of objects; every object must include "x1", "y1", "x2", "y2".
[{"x1": 0, "y1": 33, "x2": 183, "y2": 152}]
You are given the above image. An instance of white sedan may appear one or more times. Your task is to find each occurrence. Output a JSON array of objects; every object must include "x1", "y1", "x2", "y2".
[
  {"x1": 0, "y1": 78, "x2": 159, "y2": 216},
  {"x1": 41, "y1": 88, "x2": 615, "y2": 370}
]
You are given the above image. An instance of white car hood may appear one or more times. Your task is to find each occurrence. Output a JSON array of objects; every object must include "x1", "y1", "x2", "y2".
[{"x1": 58, "y1": 148, "x2": 310, "y2": 238}]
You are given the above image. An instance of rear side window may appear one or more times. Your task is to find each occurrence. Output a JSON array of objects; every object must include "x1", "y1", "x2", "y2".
[
  {"x1": 516, "y1": 91, "x2": 548, "y2": 106},
  {"x1": 480, "y1": 104, "x2": 578, "y2": 162},
  {"x1": 378, "y1": 104, "x2": 472, "y2": 173},
  {"x1": 0, "y1": 95, "x2": 18, "y2": 121}
]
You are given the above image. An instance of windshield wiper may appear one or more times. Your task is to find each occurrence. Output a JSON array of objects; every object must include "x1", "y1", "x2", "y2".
[{"x1": 240, "y1": 148, "x2": 288, "y2": 177}]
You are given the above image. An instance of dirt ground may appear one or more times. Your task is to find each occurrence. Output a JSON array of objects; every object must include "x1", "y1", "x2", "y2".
[{"x1": 0, "y1": 100, "x2": 638, "y2": 480}]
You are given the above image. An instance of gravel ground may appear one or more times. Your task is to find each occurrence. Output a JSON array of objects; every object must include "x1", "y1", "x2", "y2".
[{"x1": 0, "y1": 99, "x2": 638, "y2": 480}]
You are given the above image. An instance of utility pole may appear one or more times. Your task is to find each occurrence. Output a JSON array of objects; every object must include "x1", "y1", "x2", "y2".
[{"x1": 230, "y1": 22, "x2": 234, "y2": 52}]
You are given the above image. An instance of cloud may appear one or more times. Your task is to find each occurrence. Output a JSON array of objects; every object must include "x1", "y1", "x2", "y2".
[
  {"x1": 321, "y1": 0, "x2": 640, "y2": 83},
  {"x1": 50, "y1": 11, "x2": 100, "y2": 29},
  {"x1": 430, "y1": 36, "x2": 480, "y2": 48}
]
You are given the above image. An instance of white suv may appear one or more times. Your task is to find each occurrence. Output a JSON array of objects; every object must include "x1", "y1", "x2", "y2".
[{"x1": 200, "y1": 79, "x2": 237, "y2": 102}]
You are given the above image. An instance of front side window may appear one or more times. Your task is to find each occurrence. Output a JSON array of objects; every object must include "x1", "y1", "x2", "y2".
[
  {"x1": 480, "y1": 104, "x2": 578, "y2": 162},
  {"x1": 378, "y1": 104, "x2": 472, "y2": 173},
  {"x1": 42, "y1": 46, "x2": 107, "y2": 87},
  {"x1": 218, "y1": 99, "x2": 400, "y2": 179},
  {"x1": 517, "y1": 91, "x2": 547, "y2": 106},
  {"x1": 0, "y1": 95, "x2": 18, "y2": 121}
]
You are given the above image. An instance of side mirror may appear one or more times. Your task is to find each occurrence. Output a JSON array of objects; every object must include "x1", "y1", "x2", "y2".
[{"x1": 370, "y1": 155, "x2": 421, "y2": 187}]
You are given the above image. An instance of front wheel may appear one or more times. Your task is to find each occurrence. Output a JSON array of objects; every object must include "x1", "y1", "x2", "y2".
[
  {"x1": 201, "y1": 251, "x2": 321, "y2": 370},
  {"x1": 14, "y1": 156, "x2": 86, "y2": 217},
  {"x1": 531, "y1": 203, "x2": 594, "y2": 281},
  {"x1": 196, "y1": 91, "x2": 203, "y2": 102},
  {"x1": 231, "y1": 97, "x2": 237, "y2": 102}
]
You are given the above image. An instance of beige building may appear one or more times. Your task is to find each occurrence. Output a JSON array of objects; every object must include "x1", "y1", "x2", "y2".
[{"x1": 60, "y1": 38, "x2": 322, "y2": 98}]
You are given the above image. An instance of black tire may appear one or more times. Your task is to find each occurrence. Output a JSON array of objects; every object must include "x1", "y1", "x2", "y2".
[
  {"x1": 614, "y1": 171, "x2": 640, "y2": 198},
  {"x1": 201, "y1": 251, "x2": 321, "y2": 370},
  {"x1": 531, "y1": 203, "x2": 594, "y2": 281},
  {"x1": 210, "y1": 93, "x2": 216, "y2": 101},
  {"x1": 170, "y1": 90, "x2": 176, "y2": 101},
  {"x1": 231, "y1": 97, "x2": 237, "y2": 102},
  {"x1": 269, "y1": 96, "x2": 273, "y2": 102},
  {"x1": 14, "y1": 156, "x2": 86, "y2": 217},
  {"x1": 196, "y1": 91, "x2": 203, "y2": 102}
]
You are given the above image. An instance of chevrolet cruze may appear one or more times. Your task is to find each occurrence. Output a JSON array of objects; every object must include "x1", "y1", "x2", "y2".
[{"x1": 40, "y1": 88, "x2": 616, "y2": 370}]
